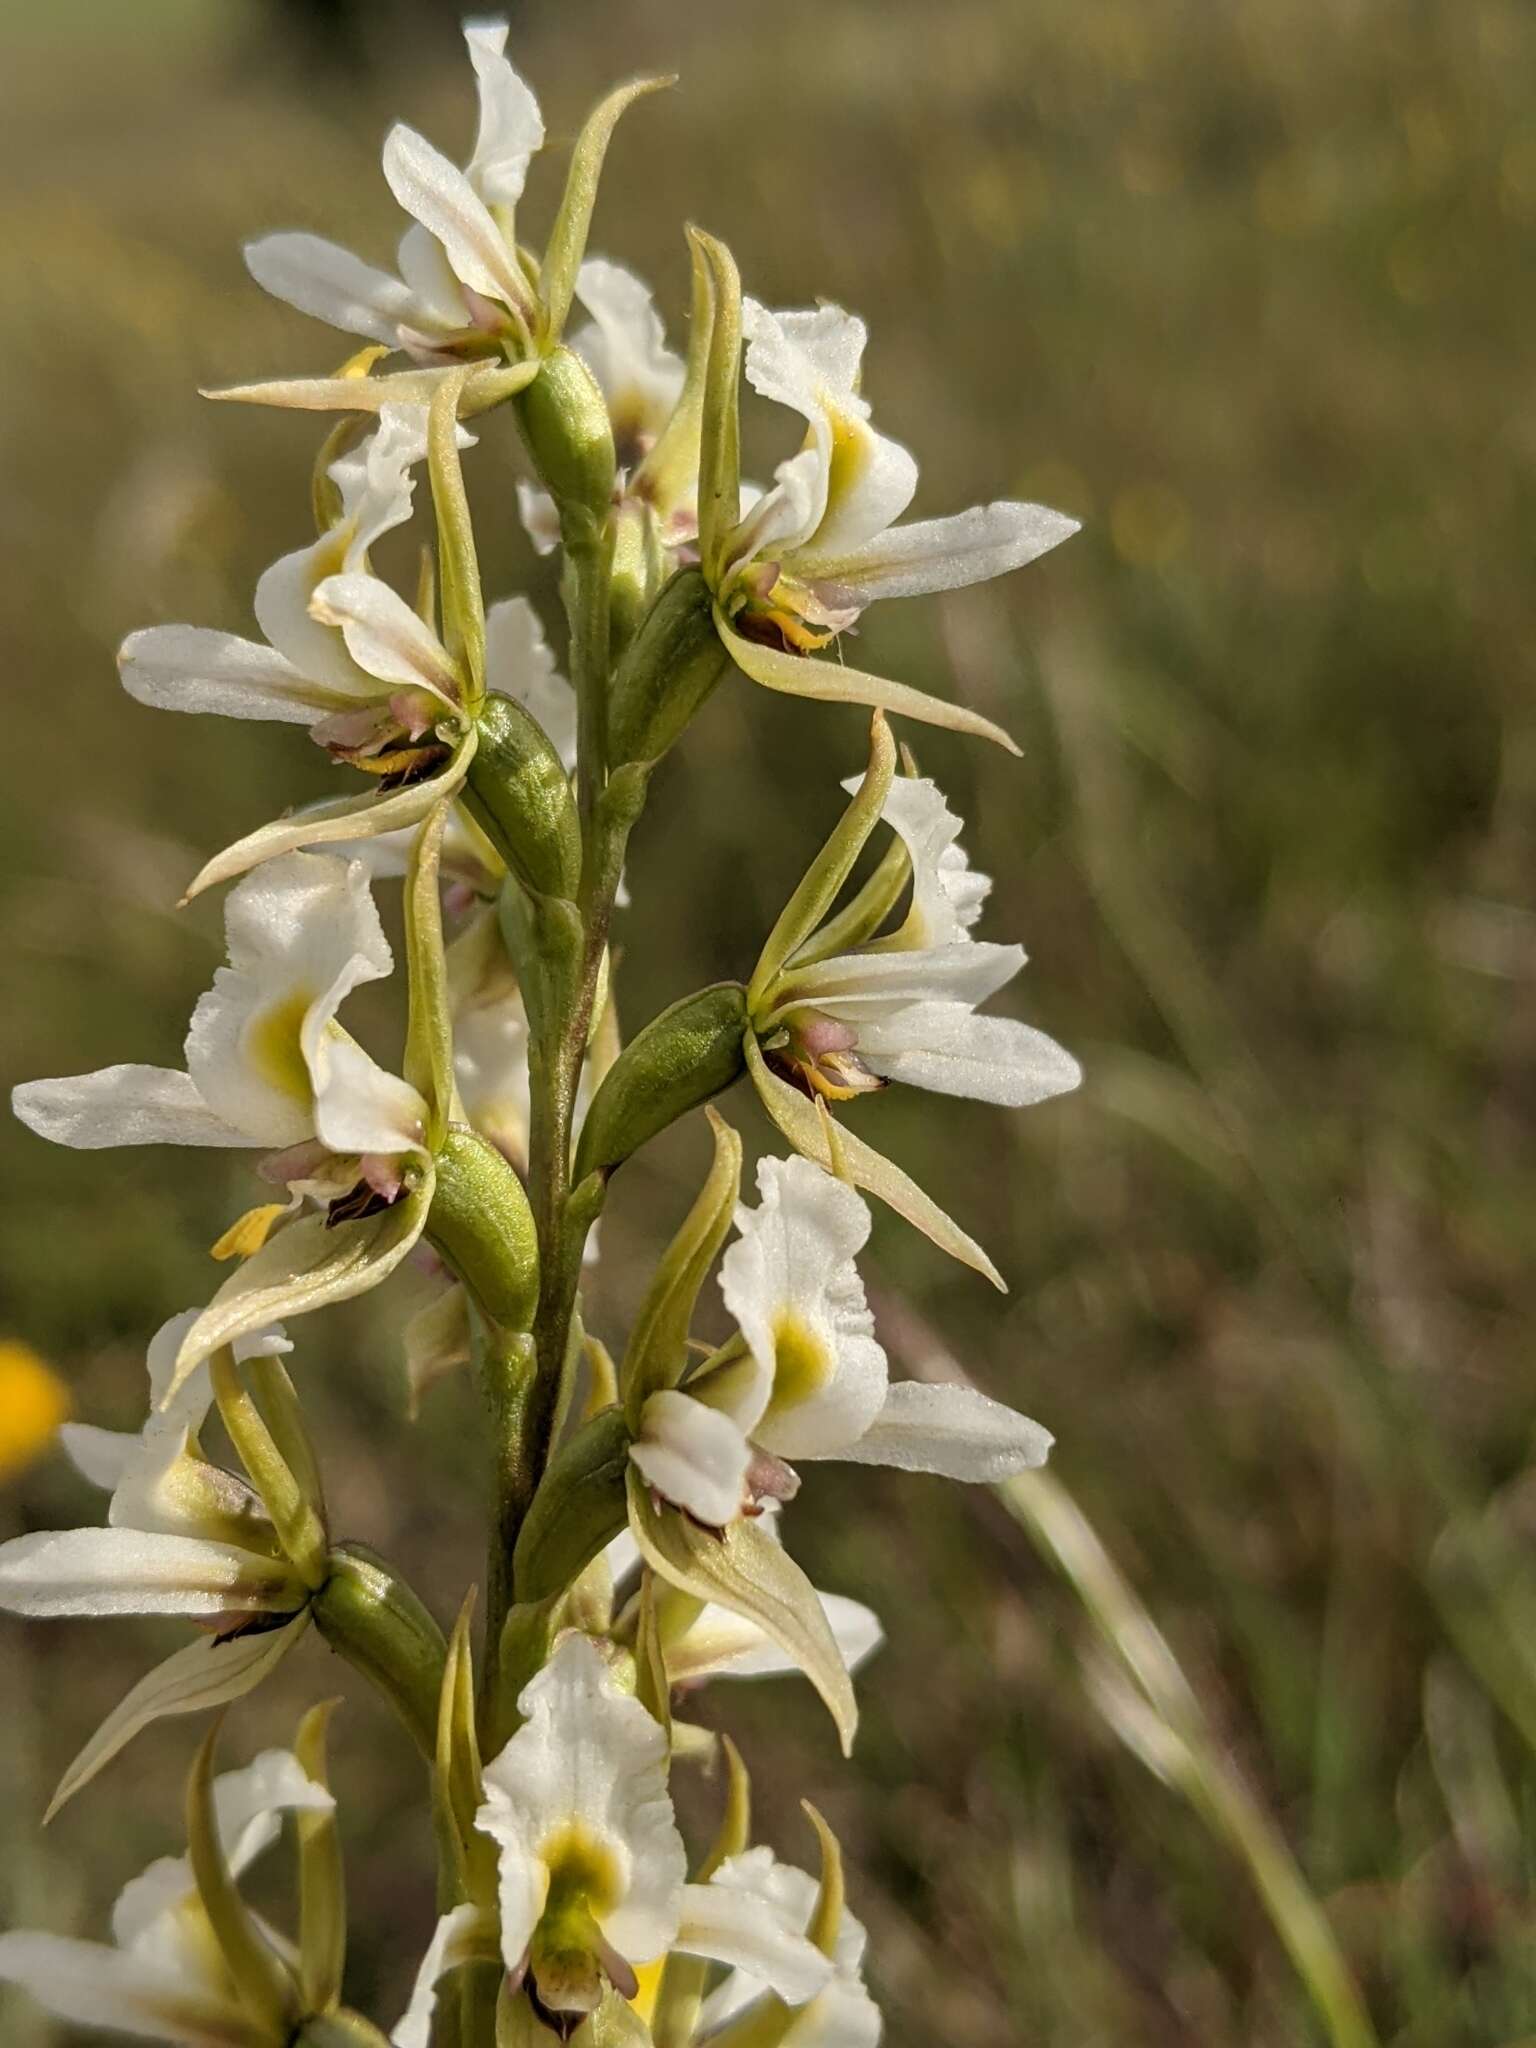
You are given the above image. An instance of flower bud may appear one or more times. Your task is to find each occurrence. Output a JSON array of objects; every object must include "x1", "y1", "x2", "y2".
[
  {"x1": 608, "y1": 566, "x2": 731, "y2": 768},
  {"x1": 426, "y1": 1124, "x2": 541, "y2": 1334},
  {"x1": 573, "y1": 981, "x2": 749, "y2": 1182},
  {"x1": 463, "y1": 692, "x2": 583, "y2": 903},
  {"x1": 514, "y1": 345, "x2": 616, "y2": 541}
]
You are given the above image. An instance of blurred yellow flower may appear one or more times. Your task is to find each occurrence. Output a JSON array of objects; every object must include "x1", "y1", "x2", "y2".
[{"x1": 0, "y1": 1341, "x2": 70, "y2": 1482}]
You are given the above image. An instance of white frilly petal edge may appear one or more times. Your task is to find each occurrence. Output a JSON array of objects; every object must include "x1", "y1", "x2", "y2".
[
  {"x1": 182, "y1": 728, "x2": 475, "y2": 900},
  {"x1": 390, "y1": 1903, "x2": 499, "y2": 2048},
  {"x1": 12, "y1": 1067, "x2": 255, "y2": 1151},
  {"x1": 827, "y1": 1379, "x2": 1052, "y2": 1480},
  {"x1": 0, "y1": 1931, "x2": 264, "y2": 2047},
  {"x1": 673, "y1": 1881, "x2": 834, "y2": 2006},
  {"x1": 46, "y1": 1616, "x2": 310, "y2": 1823}
]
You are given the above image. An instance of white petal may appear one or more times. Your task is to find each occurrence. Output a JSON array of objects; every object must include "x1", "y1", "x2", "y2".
[
  {"x1": 331, "y1": 403, "x2": 445, "y2": 563},
  {"x1": 253, "y1": 533, "x2": 374, "y2": 693},
  {"x1": 210, "y1": 1746, "x2": 335, "y2": 1879},
  {"x1": 484, "y1": 596, "x2": 576, "y2": 768},
  {"x1": 695, "y1": 1850, "x2": 871, "y2": 2035},
  {"x1": 391, "y1": 1904, "x2": 494, "y2": 2048},
  {"x1": 674, "y1": 1880, "x2": 833, "y2": 2005},
  {"x1": 0, "y1": 1527, "x2": 298, "y2": 1617},
  {"x1": 464, "y1": 18, "x2": 544, "y2": 206},
  {"x1": 59, "y1": 1422, "x2": 135, "y2": 1491},
  {"x1": 515, "y1": 479, "x2": 563, "y2": 556},
  {"x1": 718, "y1": 1155, "x2": 887, "y2": 1459},
  {"x1": 786, "y1": 941, "x2": 1024, "y2": 1019},
  {"x1": 571, "y1": 257, "x2": 684, "y2": 437},
  {"x1": 668, "y1": 1590, "x2": 883, "y2": 1685},
  {"x1": 46, "y1": 1618, "x2": 310, "y2": 1821},
  {"x1": 786, "y1": 1978, "x2": 885, "y2": 2047},
  {"x1": 12, "y1": 1067, "x2": 253, "y2": 1151},
  {"x1": 870, "y1": 773, "x2": 990, "y2": 948},
  {"x1": 307, "y1": 1026, "x2": 428, "y2": 1158},
  {"x1": 831, "y1": 1378, "x2": 1052, "y2": 1479},
  {"x1": 743, "y1": 299, "x2": 868, "y2": 418},
  {"x1": 244, "y1": 230, "x2": 418, "y2": 346},
  {"x1": 859, "y1": 1008, "x2": 1083, "y2": 1107},
  {"x1": 807, "y1": 499, "x2": 1080, "y2": 603},
  {"x1": 185, "y1": 850, "x2": 394, "y2": 1146},
  {"x1": 382, "y1": 124, "x2": 527, "y2": 311},
  {"x1": 118, "y1": 626, "x2": 328, "y2": 725},
  {"x1": 310, "y1": 572, "x2": 461, "y2": 704},
  {"x1": 629, "y1": 1392, "x2": 753, "y2": 1528},
  {"x1": 741, "y1": 299, "x2": 917, "y2": 556},
  {"x1": 396, "y1": 223, "x2": 470, "y2": 327},
  {"x1": 725, "y1": 447, "x2": 826, "y2": 573},
  {"x1": 476, "y1": 1632, "x2": 685, "y2": 1970},
  {"x1": 0, "y1": 1931, "x2": 258, "y2": 2046}
]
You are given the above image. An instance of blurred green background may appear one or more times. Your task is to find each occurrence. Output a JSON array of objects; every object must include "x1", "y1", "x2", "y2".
[{"x1": 3, "y1": 0, "x2": 1535, "y2": 2042}]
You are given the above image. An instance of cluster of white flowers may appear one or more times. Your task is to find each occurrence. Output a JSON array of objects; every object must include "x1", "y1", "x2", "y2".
[{"x1": 3, "y1": 21, "x2": 1079, "y2": 2047}]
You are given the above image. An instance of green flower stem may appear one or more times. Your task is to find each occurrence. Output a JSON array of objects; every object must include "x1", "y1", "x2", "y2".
[
  {"x1": 567, "y1": 527, "x2": 615, "y2": 832},
  {"x1": 473, "y1": 1319, "x2": 539, "y2": 1716}
]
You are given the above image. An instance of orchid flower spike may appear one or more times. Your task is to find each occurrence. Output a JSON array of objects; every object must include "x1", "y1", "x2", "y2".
[
  {"x1": 393, "y1": 1632, "x2": 833, "y2": 2041},
  {"x1": 630, "y1": 1155, "x2": 1052, "y2": 1528},
  {"x1": 0, "y1": 1745, "x2": 331, "y2": 2045},
  {"x1": 118, "y1": 404, "x2": 487, "y2": 898},
  {"x1": 0, "y1": 1312, "x2": 321, "y2": 1814}
]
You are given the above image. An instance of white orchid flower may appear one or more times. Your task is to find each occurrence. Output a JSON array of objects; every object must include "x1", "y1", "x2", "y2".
[
  {"x1": 518, "y1": 257, "x2": 690, "y2": 556},
  {"x1": 14, "y1": 850, "x2": 426, "y2": 1199},
  {"x1": 246, "y1": 20, "x2": 543, "y2": 360},
  {"x1": 119, "y1": 404, "x2": 482, "y2": 897},
  {"x1": 629, "y1": 1156, "x2": 1051, "y2": 1527},
  {"x1": 394, "y1": 1633, "x2": 832, "y2": 2039},
  {"x1": 0, "y1": 1746, "x2": 330, "y2": 2046},
  {"x1": 0, "y1": 1311, "x2": 316, "y2": 1814},
  {"x1": 602, "y1": 1520, "x2": 883, "y2": 1688},
  {"x1": 696, "y1": 1846, "x2": 883, "y2": 2047},
  {"x1": 760, "y1": 772, "x2": 1082, "y2": 1109},
  {"x1": 719, "y1": 299, "x2": 1077, "y2": 656}
]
